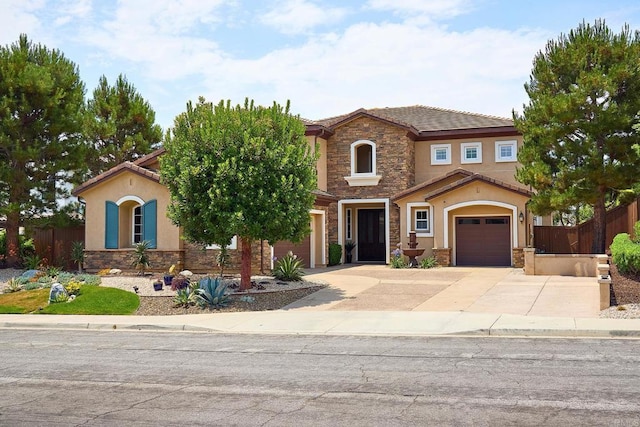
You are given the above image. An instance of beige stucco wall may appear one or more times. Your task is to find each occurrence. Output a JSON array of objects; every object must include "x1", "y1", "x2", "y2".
[
  {"x1": 414, "y1": 136, "x2": 523, "y2": 185},
  {"x1": 395, "y1": 180, "x2": 529, "y2": 264},
  {"x1": 79, "y1": 172, "x2": 181, "y2": 251},
  {"x1": 307, "y1": 135, "x2": 328, "y2": 192}
]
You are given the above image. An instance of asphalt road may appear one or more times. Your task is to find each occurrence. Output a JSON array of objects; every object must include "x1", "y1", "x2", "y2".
[{"x1": 0, "y1": 330, "x2": 639, "y2": 426}]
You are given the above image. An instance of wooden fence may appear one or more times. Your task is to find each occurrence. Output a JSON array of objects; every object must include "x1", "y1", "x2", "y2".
[
  {"x1": 534, "y1": 198, "x2": 640, "y2": 254},
  {"x1": 33, "y1": 226, "x2": 85, "y2": 271}
]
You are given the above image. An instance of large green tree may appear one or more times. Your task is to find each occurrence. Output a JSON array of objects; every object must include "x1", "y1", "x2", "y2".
[
  {"x1": 161, "y1": 98, "x2": 318, "y2": 290},
  {"x1": 85, "y1": 74, "x2": 162, "y2": 177},
  {"x1": 0, "y1": 35, "x2": 86, "y2": 267},
  {"x1": 514, "y1": 20, "x2": 640, "y2": 253}
]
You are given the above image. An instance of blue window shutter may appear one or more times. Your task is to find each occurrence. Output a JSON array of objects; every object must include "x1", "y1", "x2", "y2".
[
  {"x1": 142, "y1": 199, "x2": 157, "y2": 249},
  {"x1": 105, "y1": 201, "x2": 119, "y2": 249}
]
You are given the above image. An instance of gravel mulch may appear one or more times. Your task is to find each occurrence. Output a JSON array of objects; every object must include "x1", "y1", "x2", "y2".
[{"x1": 599, "y1": 263, "x2": 640, "y2": 319}]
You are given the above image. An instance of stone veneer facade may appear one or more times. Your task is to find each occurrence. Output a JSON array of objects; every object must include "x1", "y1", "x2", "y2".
[
  {"x1": 325, "y1": 116, "x2": 415, "y2": 249},
  {"x1": 84, "y1": 239, "x2": 272, "y2": 274},
  {"x1": 512, "y1": 247, "x2": 525, "y2": 269}
]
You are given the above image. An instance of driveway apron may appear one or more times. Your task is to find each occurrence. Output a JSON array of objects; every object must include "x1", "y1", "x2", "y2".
[{"x1": 291, "y1": 265, "x2": 600, "y2": 317}]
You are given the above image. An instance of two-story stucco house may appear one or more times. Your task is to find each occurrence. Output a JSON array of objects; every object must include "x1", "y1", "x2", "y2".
[{"x1": 72, "y1": 105, "x2": 532, "y2": 272}]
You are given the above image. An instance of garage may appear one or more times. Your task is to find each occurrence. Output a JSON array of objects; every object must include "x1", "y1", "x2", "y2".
[
  {"x1": 455, "y1": 216, "x2": 511, "y2": 266},
  {"x1": 273, "y1": 235, "x2": 311, "y2": 268}
]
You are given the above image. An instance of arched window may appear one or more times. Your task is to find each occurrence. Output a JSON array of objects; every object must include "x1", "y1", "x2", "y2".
[{"x1": 345, "y1": 140, "x2": 381, "y2": 186}]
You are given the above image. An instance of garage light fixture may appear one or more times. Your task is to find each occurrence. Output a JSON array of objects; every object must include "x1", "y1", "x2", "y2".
[{"x1": 519, "y1": 211, "x2": 524, "y2": 223}]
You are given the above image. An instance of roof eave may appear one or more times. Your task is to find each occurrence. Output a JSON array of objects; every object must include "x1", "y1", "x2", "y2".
[{"x1": 415, "y1": 126, "x2": 520, "y2": 141}]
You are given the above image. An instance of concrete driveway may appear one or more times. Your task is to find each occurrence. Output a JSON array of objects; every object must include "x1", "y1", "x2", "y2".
[{"x1": 287, "y1": 265, "x2": 601, "y2": 318}]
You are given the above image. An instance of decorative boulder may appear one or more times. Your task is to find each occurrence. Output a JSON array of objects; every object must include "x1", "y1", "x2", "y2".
[
  {"x1": 21, "y1": 270, "x2": 40, "y2": 279},
  {"x1": 179, "y1": 270, "x2": 193, "y2": 277},
  {"x1": 109, "y1": 268, "x2": 122, "y2": 275},
  {"x1": 49, "y1": 283, "x2": 68, "y2": 303}
]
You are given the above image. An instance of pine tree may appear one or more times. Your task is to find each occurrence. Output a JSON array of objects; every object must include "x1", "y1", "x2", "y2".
[
  {"x1": 161, "y1": 98, "x2": 318, "y2": 290},
  {"x1": 85, "y1": 74, "x2": 162, "y2": 177},
  {"x1": 0, "y1": 35, "x2": 86, "y2": 267},
  {"x1": 515, "y1": 20, "x2": 640, "y2": 253}
]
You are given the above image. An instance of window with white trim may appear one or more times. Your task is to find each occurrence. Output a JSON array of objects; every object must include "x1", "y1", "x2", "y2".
[
  {"x1": 406, "y1": 202, "x2": 433, "y2": 237},
  {"x1": 461, "y1": 142, "x2": 482, "y2": 164},
  {"x1": 431, "y1": 144, "x2": 451, "y2": 165},
  {"x1": 415, "y1": 210, "x2": 429, "y2": 232},
  {"x1": 345, "y1": 140, "x2": 382, "y2": 186},
  {"x1": 495, "y1": 140, "x2": 517, "y2": 162},
  {"x1": 206, "y1": 236, "x2": 238, "y2": 250},
  {"x1": 132, "y1": 205, "x2": 143, "y2": 244}
]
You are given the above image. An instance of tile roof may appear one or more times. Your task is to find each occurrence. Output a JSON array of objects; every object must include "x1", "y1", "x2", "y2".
[
  {"x1": 133, "y1": 148, "x2": 165, "y2": 167},
  {"x1": 423, "y1": 173, "x2": 532, "y2": 201},
  {"x1": 392, "y1": 169, "x2": 474, "y2": 201},
  {"x1": 72, "y1": 162, "x2": 161, "y2": 196},
  {"x1": 312, "y1": 105, "x2": 513, "y2": 132}
]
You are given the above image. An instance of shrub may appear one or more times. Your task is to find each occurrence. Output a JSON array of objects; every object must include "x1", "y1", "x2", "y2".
[
  {"x1": 611, "y1": 233, "x2": 640, "y2": 274},
  {"x1": 195, "y1": 277, "x2": 229, "y2": 308},
  {"x1": 23, "y1": 254, "x2": 42, "y2": 270},
  {"x1": 75, "y1": 274, "x2": 101, "y2": 286},
  {"x1": 64, "y1": 281, "x2": 82, "y2": 296},
  {"x1": 131, "y1": 240, "x2": 151, "y2": 274},
  {"x1": 56, "y1": 272, "x2": 75, "y2": 285},
  {"x1": 328, "y1": 243, "x2": 342, "y2": 266},
  {"x1": 70, "y1": 241, "x2": 85, "y2": 272},
  {"x1": 390, "y1": 255, "x2": 406, "y2": 269},
  {"x1": 273, "y1": 251, "x2": 304, "y2": 281},
  {"x1": 420, "y1": 256, "x2": 438, "y2": 269},
  {"x1": 174, "y1": 281, "x2": 198, "y2": 308},
  {"x1": 634, "y1": 221, "x2": 640, "y2": 243},
  {"x1": 3, "y1": 278, "x2": 22, "y2": 293},
  {"x1": 45, "y1": 266, "x2": 61, "y2": 279}
]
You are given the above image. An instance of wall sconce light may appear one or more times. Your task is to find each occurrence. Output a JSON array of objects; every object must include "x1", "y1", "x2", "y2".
[{"x1": 519, "y1": 211, "x2": 524, "y2": 223}]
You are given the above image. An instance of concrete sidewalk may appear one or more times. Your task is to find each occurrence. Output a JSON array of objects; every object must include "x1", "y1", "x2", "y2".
[{"x1": 2, "y1": 311, "x2": 640, "y2": 338}]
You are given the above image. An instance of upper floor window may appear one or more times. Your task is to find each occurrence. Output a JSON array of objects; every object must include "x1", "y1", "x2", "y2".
[
  {"x1": 345, "y1": 140, "x2": 382, "y2": 186},
  {"x1": 495, "y1": 140, "x2": 517, "y2": 162},
  {"x1": 431, "y1": 144, "x2": 451, "y2": 165},
  {"x1": 461, "y1": 142, "x2": 482, "y2": 164}
]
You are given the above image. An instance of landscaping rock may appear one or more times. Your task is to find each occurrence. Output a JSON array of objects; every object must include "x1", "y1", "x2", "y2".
[
  {"x1": 21, "y1": 270, "x2": 40, "y2": 279},
  {"x1": 49, "y1": 282, "x2": 68, "y2": 303}
]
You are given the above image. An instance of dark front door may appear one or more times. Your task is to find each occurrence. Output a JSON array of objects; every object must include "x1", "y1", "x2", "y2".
[{"x1": 357, "y1": 209, "x2": 385, "y2": 262}]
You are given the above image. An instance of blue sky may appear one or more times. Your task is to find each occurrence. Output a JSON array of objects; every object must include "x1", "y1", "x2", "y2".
[{"x1": 2, "y1": 0, "x2": 640, "y2": 131}]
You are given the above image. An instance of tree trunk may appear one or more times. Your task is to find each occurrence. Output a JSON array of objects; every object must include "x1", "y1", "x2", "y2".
[
  {"x1": 240, "y1": 236, "x2": 252, "y2": 291},
  {"x1": 5, "y1": 210, "x2": 21, "y2": 268},
  {"x1": 592, "y1": 190, "x2": 607, "y2": 254}
]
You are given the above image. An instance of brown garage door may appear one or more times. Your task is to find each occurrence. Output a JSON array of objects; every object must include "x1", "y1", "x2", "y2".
[
  {"x1": 456, "y1": 216, "x2": 511, "y2": 266},
  {"x1": 273, "y1": 235, "x2": 311, "y2": 268}
]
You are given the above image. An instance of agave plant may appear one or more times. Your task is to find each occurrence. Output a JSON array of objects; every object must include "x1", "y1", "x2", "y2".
[
  {"x1": 273, "y1": 251, "x2": 305, "y2": 281},
  {"x1": 173, "y1": 280, "x2": 197, "y2": 308},
  {"x1": 195, "y1": 276, "x2": 230, "y2": 308}
]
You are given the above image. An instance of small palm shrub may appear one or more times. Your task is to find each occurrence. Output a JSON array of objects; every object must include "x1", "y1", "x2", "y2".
[
  {"x1": 273, "y1": 251, "x2": 305, "y2": 281},
  {"x1": 131, "y1": 240, "x2": 151, "y2": 275},
  {"x1": 70, "y1": 241, "x2": 85, "y2": 273},
  {"x1": 195, "y1": 277, "x2": 230, "y2": 308},
  {"x1": 420, "y1": 256, "x2": 437, "y2": 269}
]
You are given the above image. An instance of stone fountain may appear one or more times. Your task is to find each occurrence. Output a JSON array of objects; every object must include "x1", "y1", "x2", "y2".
[{"x1": 402, "y1": 231, "x2": 425, "y2": 268}]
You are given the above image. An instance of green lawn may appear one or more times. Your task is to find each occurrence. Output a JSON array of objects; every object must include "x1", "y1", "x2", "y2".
[{"x1": 0, "y1": 286, "x2": 139, "y2": 315}]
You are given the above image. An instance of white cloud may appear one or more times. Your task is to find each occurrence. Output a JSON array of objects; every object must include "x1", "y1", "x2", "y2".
[
  {"x1": 198, "y1": 20, "x2": 547, "y2": 120},
  {"x1": 260, "y1": 0, "x2": 348, "y2": 35},
  {"x1": 53, "y1": 0, "x2": 92, "y2": 26},
  {"x1": 366, "y1": 0, "x2": 473, "y2": 21},
  {"x1": 0, "y1": 0, "x2": 46, "y2": 44}
]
